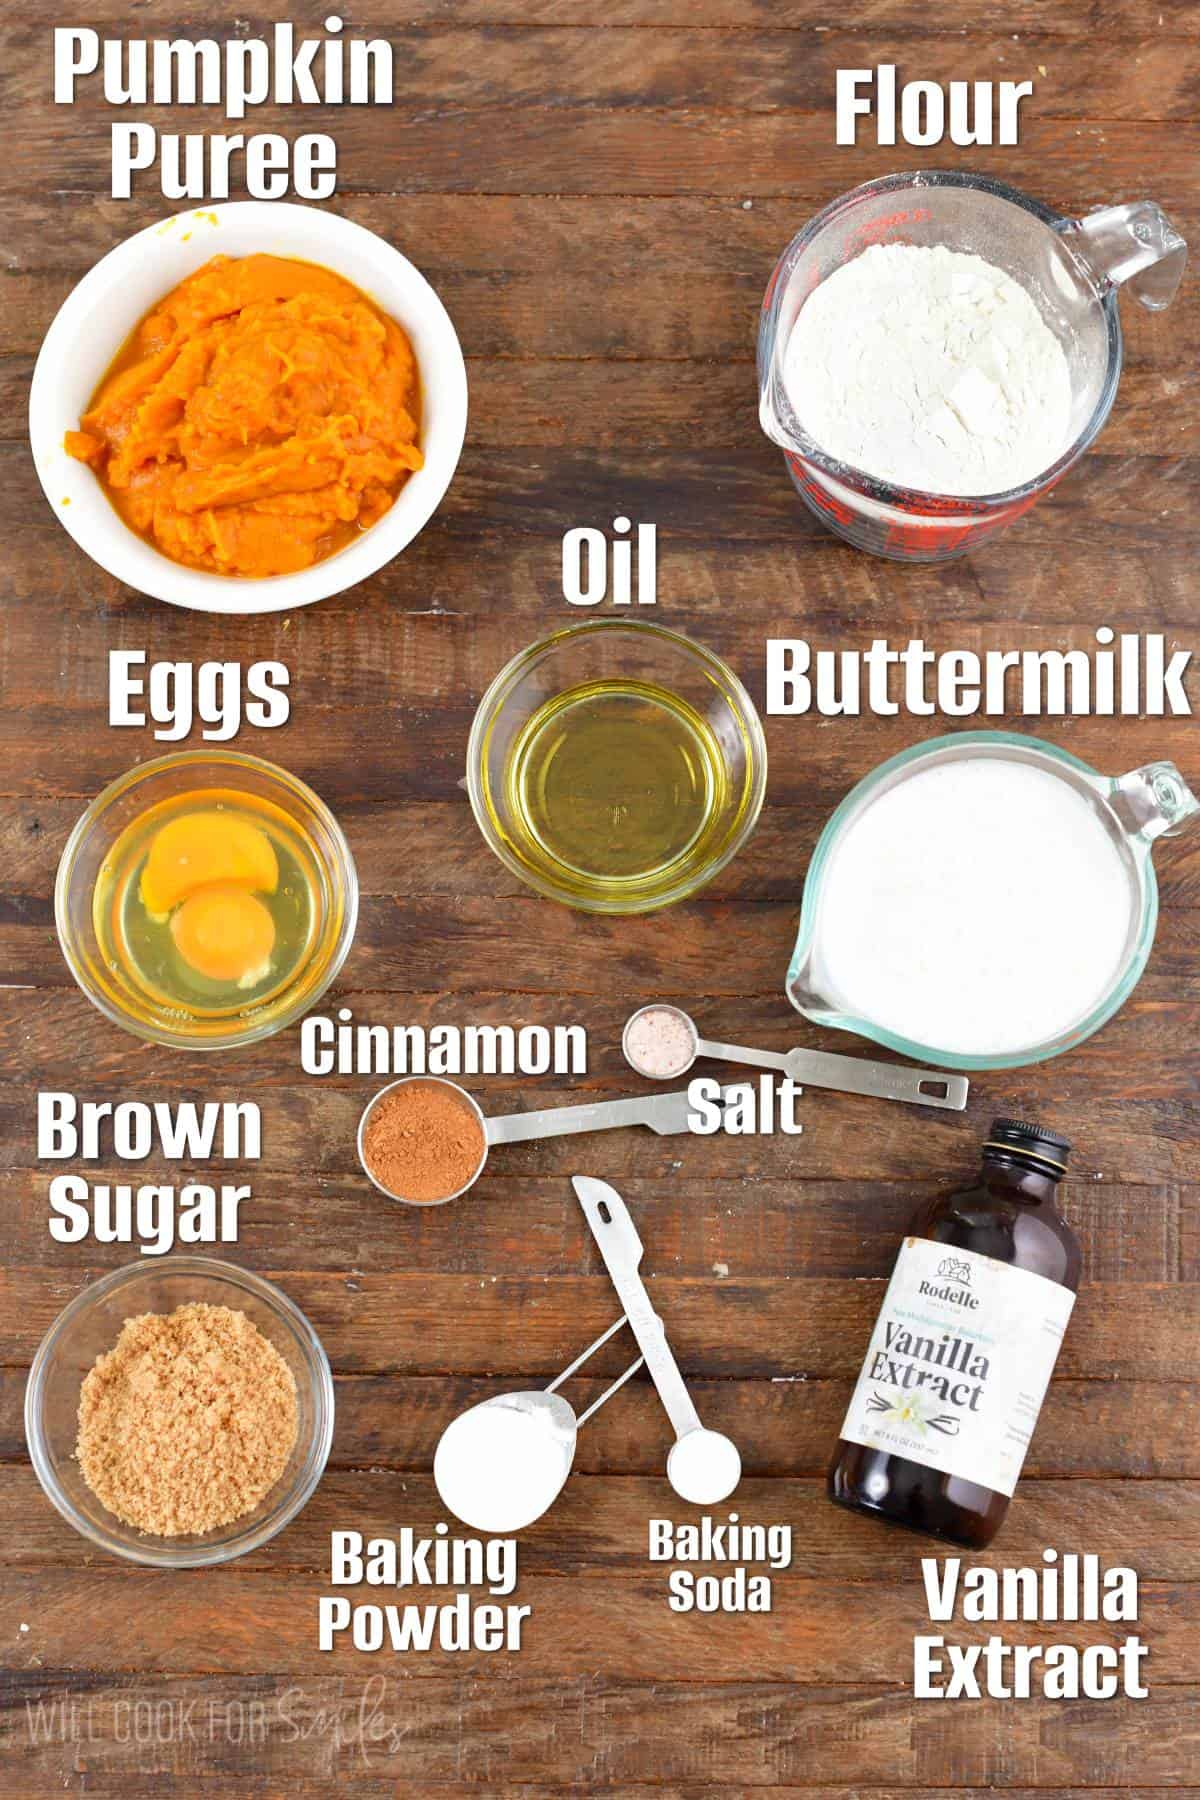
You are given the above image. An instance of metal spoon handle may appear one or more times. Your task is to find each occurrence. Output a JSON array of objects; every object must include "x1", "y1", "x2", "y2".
[
  {"x1": 626, "y1": 1309, "x2": 703, "y2": 1442},
  {"x1": 784, "y1": 1046, "x2": 968, "y2": 1110},
  {"x1": 486, "y1": 1085, "x2": 740, "y2": 1144},
  {"x1": 487, "y1": 1094, "x2": 659, "y2": 1143},
  {"x1": 573, "y1": 1176, "x2": 703, "y2": 1442},
  {"x1": 546, "y1": 1315, "x2": 646, "y2": 1430},
  {"x1": 575, "y1": 1355, "x2": 646, "y2": 1429},
  {"x1": 694, "y1": 1034, "x2": 967, "y2": 1110},
  {"x1": 695, "y1": 1037, "x2": 791, "y2": 1074}
]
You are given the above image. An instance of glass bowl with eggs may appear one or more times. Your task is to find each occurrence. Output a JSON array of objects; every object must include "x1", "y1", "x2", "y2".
[{"x1": 55, "y1": 749, "x2": 358, "y2": 1050}]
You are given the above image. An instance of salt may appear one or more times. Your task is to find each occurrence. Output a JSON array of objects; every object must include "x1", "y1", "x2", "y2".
[
  {"x1": 812, "y1": 758, "x2": 1134, "y2": 1056},
  {"x1": 624, "y1": 1006, "x2": 696, "y2": 1079}
]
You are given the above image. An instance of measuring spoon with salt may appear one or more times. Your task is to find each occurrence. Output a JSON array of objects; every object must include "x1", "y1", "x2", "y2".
[{"x1": 622, "y1": 1004, "x2": 969, "y2": 1110}]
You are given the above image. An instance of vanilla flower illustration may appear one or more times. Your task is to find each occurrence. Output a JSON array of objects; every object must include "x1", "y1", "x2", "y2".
[{"x1": 866, "y1": 1389, "x2": 959, "y2": 1437}]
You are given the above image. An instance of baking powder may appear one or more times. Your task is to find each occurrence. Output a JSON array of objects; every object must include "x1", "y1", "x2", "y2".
[
  {"x1": 782, "y1": 243, "x2": 1073, "y2": 496},
  {"x1": 435, "y1": 1402, "x2": 571, "y2": 1533}
]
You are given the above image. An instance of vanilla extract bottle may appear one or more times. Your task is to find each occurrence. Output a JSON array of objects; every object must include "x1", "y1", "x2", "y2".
[{"x1": 829, "y1": 1119, "x2": 1080, "y2": 1548}]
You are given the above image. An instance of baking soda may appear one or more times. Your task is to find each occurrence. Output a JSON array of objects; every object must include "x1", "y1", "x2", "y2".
[
  {"x1": 812, "y1": 758, "x2": 1134, "y2": 1056},
  {"x1": 783, "y1": 243, "x2": 1073, "y2": 496}
]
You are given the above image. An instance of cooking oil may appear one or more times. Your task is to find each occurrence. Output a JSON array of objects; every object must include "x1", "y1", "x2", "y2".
[
  {"x1": 499, "y1": 678, "x2": 735, "y2": 904},
  {"x1": 92, "y1": 788, "x2": 322, "y2": 1030}
]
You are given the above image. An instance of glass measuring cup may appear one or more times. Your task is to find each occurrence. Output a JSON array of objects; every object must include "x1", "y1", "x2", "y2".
[
  {"x1": 758, "y1": 171, "x2": 1186, "y2": 561},
  {"x1": 787, "y1": 731, "x2": 1199, "y2": 1070}
]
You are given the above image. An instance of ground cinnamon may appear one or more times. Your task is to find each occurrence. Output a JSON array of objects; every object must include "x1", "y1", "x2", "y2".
[{"x1": 361, "y1": 1079, "x2": 487, "y2": 1203}]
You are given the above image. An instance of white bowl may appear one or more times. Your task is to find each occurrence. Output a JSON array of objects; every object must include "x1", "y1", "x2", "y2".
[{"x1": 29, "y1": 202, "x2": 468, "y2": 615}]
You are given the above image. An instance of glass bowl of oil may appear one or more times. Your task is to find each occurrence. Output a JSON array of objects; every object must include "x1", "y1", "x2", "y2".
[
  {"x1": 466, "y1": 620, "x2": 768, "y2": 913},
  {"x1": 55, "y1": 750, "x2": 358, "y2": 1050}
]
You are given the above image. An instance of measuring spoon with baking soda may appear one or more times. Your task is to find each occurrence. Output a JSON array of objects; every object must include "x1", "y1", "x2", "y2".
[
  {"x1": 622, "y1": 1004, "x2": 969, "y2": 1110},
  {"x1": 433, "y1": 1179, "x2": 741, "y2": 1532},
  {"x1": 572, "y1": 1175, "x2": 742, "y2": 1505},
  {"x1": 357, "y1": 1073, "x2": 752, "y2": 1206}
]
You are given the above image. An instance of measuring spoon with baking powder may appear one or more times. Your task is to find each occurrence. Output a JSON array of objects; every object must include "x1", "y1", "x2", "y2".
[
  {"x1": 622, "y1": 1004, "x2": 969, "y2": 1110},
  {"x1": 433, "y1": 1316, "x2": 646, "y2": 1533}
]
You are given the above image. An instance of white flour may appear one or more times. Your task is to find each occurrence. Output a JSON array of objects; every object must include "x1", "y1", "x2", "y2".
[
  {"x1": 783, "y1": 244, "x2": 1073, "y2": 496},
  {"x1": 812, "y1": 758, "x2": 1133, "y2": 1056}
]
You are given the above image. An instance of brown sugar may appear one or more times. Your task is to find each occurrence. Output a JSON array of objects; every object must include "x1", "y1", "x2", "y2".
[
  {"x1": 361, "y1": 1079, "x2": 487, "y2": 1203},
  {"x1": 76, "y1": 1303, "x2": 298, "y2": 1537}
]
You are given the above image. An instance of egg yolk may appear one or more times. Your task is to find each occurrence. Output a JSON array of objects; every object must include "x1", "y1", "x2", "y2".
[
  {"x1": 170, "y1": 883, "x2": 276, "y2": 986},
  {"x1": 140, "y1": 811, "x2": 279, "y2": 918}
]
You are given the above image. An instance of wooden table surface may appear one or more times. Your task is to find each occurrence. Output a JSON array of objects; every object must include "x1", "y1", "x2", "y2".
[{"x1": 2, "y1": 1, "x2": 1198, "y2": 1792}]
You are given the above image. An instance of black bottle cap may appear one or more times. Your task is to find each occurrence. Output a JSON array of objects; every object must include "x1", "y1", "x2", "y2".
[{"x1": 985, "y1": 1117, "x2": 1071, "y2": 1175}]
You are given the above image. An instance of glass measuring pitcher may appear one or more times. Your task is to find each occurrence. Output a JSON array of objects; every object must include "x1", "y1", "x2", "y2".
[
  {"x1": 787, "y1": 731, "x2": 1199, "y2": 1070},
  {"x1": 758, "y1": 172, "x2": 1186, "y2": 561}
]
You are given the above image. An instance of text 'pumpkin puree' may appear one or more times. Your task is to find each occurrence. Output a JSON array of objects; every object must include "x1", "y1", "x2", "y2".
[{"x1": 66, "y1": 254, "x2": 423, "y2": 578}]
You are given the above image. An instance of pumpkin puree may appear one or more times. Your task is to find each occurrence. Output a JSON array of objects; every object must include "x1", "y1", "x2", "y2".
[{"x1": 66, "y1": 254, "x2": 424, "y2": 578}]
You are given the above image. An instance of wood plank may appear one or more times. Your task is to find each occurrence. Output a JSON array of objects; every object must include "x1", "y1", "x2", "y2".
[
  {"x1": 1, "y1": 645, "x2": 1199, "y2": 799},
  {"x1": 2, "y1": 1365, "x2": 1197, "y2": 1478},
  {"x1": 16, "y1": 113, "x2": 1200, "y2": 202},
  {"x1": 6, "y1": 26, "x2": 1195, "y2": 121},
  {"x1": 4, "y1": 1021, "x2": 1200, "y2": 1180},
  {"x1": 0, "y1": 1270, "x2": 1195, "y2": 1378},
  {"x1": 19, "y1": 0, "x2": 1200, "y2": 29},
  {"x1": 3, "y1": 799, "x2": 1200, "y2": 913},
  {"x1": 4, "y1": 1161, "x2": 1192, "y2": 1282},
  {"x1": 6, "y1": 1467, "x2": 1200, "y2": 1575},
  {"x1": 0, "y1": 1566, "x2": 1193, "y2": 1681},
  {"x1": 3, "y1": 1676, "x2": 1197, "y2": 1790},
  {"x1": 4, "y1": 448, "x2": 1198, "y2": 660},
  {"x1": 3, "y1": 886, "x2": 1199, "y2": 1012},
  {"x1": 4, "y1": 352, "x2": 1196, "y2": 459},
  {"x1": 8, "y1": 435, "x2": 1200, "y2": 551},
  {"x1": 3, "y1": 709, "x2": 1199, "y2": 809},
  {"x1": 7, "y1": 608, "x2": 1189, "y2": 726},
  {"x1": 0, "y1": 530, "x2": 1195, "y2": 636},
  {"x1": 4, "y1": 1017, "x2": 1200, "y2": 1182},
  {"x1": 5, "y1": 194, "x2": 1194, "y2": 376}
]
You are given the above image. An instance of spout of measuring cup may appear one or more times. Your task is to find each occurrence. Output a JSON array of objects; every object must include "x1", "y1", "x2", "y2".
[
  {"x1": 1110, "y1": 761, "x2": 1200, "y2": 845},
  {"x1": 785, "y1": 938, "x2": 832, "y2": 1018},
  {"x1": 1059, "y1": 201, "x2": 1187, "y2": 312}
]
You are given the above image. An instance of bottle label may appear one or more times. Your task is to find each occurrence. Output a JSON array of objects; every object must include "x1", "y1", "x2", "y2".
[{"x1": 839, "y1": 1236, "x2": 1075, "y2": 1498}]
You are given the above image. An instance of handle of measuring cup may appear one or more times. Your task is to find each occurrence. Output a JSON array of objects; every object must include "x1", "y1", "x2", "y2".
[
  {"x1": 1059, "y1": 201, "x2": 1187, "y2": 312},
  {"x1": 546, "y1": 1316, "x2": 646, "y2": 1429},
  {"x1": 1110, "y1": 761, "x2": 1200, "y2": 845}
]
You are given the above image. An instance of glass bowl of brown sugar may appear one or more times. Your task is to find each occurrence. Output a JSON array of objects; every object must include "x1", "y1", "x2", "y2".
[{"x1": 25, "y1": 1257, "x2": 334, "y2": 1567}]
